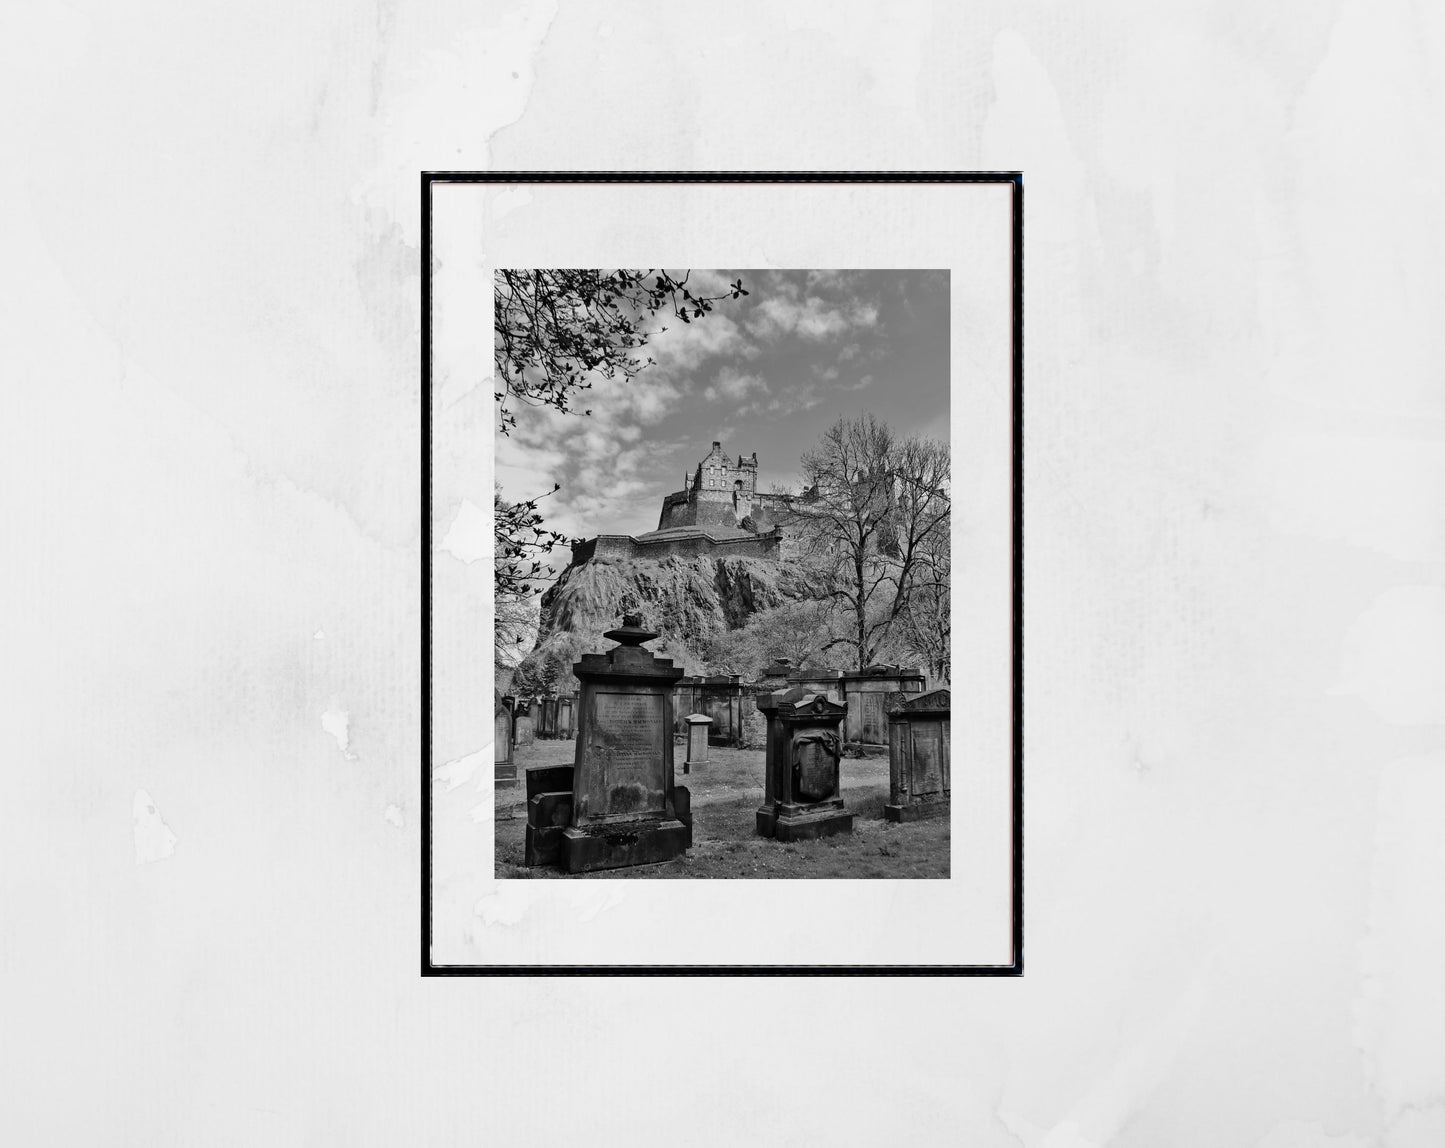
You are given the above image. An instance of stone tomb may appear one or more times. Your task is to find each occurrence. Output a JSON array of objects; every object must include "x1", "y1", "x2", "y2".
[
  {"x1": 494, "y1": 690, "x2": 516, "y2": 788},
  {"x1": 683, "y1": 713, "x2": 711, "y2": 774},
  {"x1": 885, "y1": 689, "x2": 951, "y2": 822},
  {"x1": 563, "y1": 615, "x2": 692, "y2": 873},
  {"x1": 755, "y1": 686, "x2": 853, "y2": 842}
]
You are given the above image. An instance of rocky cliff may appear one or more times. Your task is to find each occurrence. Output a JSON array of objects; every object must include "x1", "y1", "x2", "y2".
[{"x1": 513, "y1": 554, "x2": 819, "y2": 691}]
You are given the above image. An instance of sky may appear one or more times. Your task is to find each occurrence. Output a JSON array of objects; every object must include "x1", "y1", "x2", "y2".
[{"x1": 494, "y1": 268, "x2": 950, "y2": 566}]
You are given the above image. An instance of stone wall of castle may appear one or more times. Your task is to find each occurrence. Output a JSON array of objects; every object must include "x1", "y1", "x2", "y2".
[{"x1": 573, "y1": 530, "x2": 783, "y2": 564}]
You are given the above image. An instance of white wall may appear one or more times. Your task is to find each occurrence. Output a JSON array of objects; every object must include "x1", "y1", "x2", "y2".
[{"x1": 2, "y1": 1, "x2": 1442, "y2": 1144}]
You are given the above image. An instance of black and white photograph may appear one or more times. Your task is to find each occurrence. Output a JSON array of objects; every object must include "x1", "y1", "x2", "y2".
[
  {"x1": 427, "y1": 176, "x2": 1018, "y2": 967},
  {"x1": 491, "y1": 267, "x2": 954, "y2": 878}
]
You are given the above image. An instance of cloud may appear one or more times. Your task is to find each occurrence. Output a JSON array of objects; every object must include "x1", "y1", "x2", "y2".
[
  {"x1": 841, "y1": 373, "x2": 874, "y2": 391},
  {"x1": 746, "y1": 294, "x2": 879, "y2": 343},
  {"x1": 811, "y1": 364, "x2": 840, "y2": 381},
  {"x1": 837, "y1": 342, "x2": 861, "y2": 362},
  {"x1": 806, "y1": 270, "x2": 867, "y2": 292},
  {"x1": 755, "y1": 380, "x2": 827, "y2": 417},
  {"x1": 703, "y1": 365, "x2": 768, "y2": 404},
  {"x1": 650, "y1": 312, "x2": 756, "y2": 372}
]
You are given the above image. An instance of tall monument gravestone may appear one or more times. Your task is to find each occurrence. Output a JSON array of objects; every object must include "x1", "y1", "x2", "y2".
[
  {"x1": 563, "y1": 615, "x2": 692, "y2": 873},
  {"x1": 885, "y1": 688, "x2": 951, "y2": 822},
  {"x1": 755, "y1": 686, "x2": 853, "y2": 841}
]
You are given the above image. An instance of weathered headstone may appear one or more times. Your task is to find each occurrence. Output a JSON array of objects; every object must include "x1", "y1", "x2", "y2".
[
  {"x1": 563, "y1": 615, "x2": 691, "y2": 873},
  {"x1": 840, "y1": 664, "x2": 925, "y2": 754},
  {"x1": 885, "y1": 689, "x2": 951, "y2": 822},
  {"x1": 494, "y1": 690, "x2": 516, "y2": 787},
  {"x1": 557, "y1": 694, "x2": 576, "y2": 739},
  {"x1": 755, "y1": 686, "x2": 853, "y2": 841},
  {"x1": 683, "y1": 713, "x2": 712, "y2": 775},
  {"x1": 700, "y1": 674, "x2": 745, "y2": 746},
  {"x1": 536, "y1": 695, "x2": 557, "y2": 739},
  {"x1": 513, "y1": 700, "x2": 535, "y2": 746}
]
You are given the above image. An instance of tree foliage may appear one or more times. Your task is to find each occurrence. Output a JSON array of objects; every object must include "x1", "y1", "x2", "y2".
[
  {"x1": 494, "y1": 484, "x2": 567, "y2": 606},
  {"x1": 492, "y1": 269, "x2": 746, "y2": 623},
  {"x1": 704, "y1": 598, "x2": 852, "y2": 679},
  {"x1": 494, "y1": 269, "x2": 747, "y2": 435},
  {"x1": 788, "y1": 414, "x2": 951, "y2": 672}
]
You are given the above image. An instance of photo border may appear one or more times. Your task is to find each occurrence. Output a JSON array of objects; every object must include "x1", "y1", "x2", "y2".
[{"x1": 421, "y1": 172, "x2": 1023, "y2": 976}]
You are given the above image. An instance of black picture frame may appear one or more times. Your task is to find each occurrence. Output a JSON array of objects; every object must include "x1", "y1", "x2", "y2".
[{"x1": 421, "y1": 172, "x2": 1023, "y2": 975}]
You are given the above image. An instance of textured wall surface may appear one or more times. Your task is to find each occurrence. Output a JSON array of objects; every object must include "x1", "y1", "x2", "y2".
[{"x1": 3, "y1": 1, "x2": 1443, "y2": 1144}]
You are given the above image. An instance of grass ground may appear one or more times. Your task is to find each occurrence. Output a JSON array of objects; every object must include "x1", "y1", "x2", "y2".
[{"x1": 495, "y1": 738, "x2": 949, "y2": 879}]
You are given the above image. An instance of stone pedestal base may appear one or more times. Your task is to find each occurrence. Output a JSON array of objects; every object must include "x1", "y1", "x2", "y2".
[
  {"x1": 562, "y1": 818, "x2": 691, "y2": 874},
  {"x1": 494, "y1": 764, "x2": 518, "y2": 787},
  {"x1": 884, "y1": 799, "x2": 949, "y2": 823},
  {"x1": 759, "y1": 801, "x2": 853, "y2": 841},
  {"x1": 775, "y1": 807, "x2": 853, "y2": 842}
]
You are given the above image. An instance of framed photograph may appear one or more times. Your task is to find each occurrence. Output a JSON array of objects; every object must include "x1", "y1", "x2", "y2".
[{"x1": 424, "y1": 173, "x2": 1021, "y2": 972}]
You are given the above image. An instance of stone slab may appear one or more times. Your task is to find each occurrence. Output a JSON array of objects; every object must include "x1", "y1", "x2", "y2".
[
  {"x1": 527, "y1": 791, "x2": 573, "y2": 829},
  {"x1": 910, "y1": 724, "x2": 945, "y2": 796},
  {"x1": 494, "y1": 764, "x2": 518, "y2": 787},
  {"x1": 525, "y1": 765, "x2": 575, "y2": 801},
  {"x1": 525, "y1": 823, "x2": 566, "y2": 867},
  {"x1": 561, "y1": 819, "x2": 691, "y2": 873},
  {"x1": 794, "y1": 738, "x2": 836, "y2": 802},
  {"x1": 884, "y1": 800, "x2": 950, "y2": 823},
  {"x1": 579, "y1": 690, "x2": 667, "y2": 818}
]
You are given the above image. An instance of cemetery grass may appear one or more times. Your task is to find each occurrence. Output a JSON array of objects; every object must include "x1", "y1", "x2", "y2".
[{"x1": 495, "y1": 741, "x2": 949, "y2": 879}]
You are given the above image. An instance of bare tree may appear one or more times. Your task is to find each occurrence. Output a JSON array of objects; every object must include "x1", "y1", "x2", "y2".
[
  {"x1": 895, "y1": 517, "x2": 950, "y2": 683},
  {"x1": 789, "y1": 414, "x2": 950, "y2": 670}
]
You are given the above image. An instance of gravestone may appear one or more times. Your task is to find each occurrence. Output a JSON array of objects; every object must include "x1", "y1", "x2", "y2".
[
  {"x1": 563, "y1": 615, "x2": 691, "y2": 873},
  {"x1": 513, "y1": 700, "x2": 535, "y2": 747},
  {"x1": 536, "y1": 695, "x2": 557, "y2": 739},
  {"x1": 494, "y1": 690, "x2": 516, "y2": 787},
  {"x1": 840, "y1": 664, "x2": 925, "y2": 754},
  {"x1": 885, "y1": 689, "x2": 951, "y2": 822},
  {"x1": 755, "y1": 686, "x2": 853, "y2": 842},
  {"x1": 683, "y1": 713, "x2": 711, "y2": 775},
  {"x1": 557, "y1": 694, "x2": 576, "y2": 739},
  {"x1": 523, "y1": 764, "x2": 575, "y2": 867}
]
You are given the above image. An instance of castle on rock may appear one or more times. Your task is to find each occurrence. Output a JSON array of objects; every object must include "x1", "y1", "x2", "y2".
[{"x1": 567, "y1": 442, "x2": 803, "y2": 566}]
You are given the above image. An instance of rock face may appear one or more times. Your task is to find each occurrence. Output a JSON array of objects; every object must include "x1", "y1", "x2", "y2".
[
  {"x1": 516, "y1": 554, "x2": 818, "y2": 691},
  {"x1": 541, "y1": 554, "x2": 813, "y2": 641}
]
